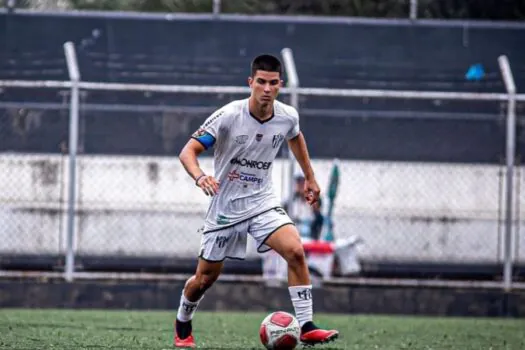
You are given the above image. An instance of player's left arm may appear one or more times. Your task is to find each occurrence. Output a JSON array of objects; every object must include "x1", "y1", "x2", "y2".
[{"x1": 288, "y1": 132, "x2": 320, "y2": 206}]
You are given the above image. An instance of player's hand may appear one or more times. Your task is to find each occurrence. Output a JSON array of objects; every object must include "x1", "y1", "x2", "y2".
[
  {"x1": 196, "y1": 175, "x2": 220, "y2": 196},
  {"x1": 303, "y1": 178, "x2": 320, "y2": 207}
]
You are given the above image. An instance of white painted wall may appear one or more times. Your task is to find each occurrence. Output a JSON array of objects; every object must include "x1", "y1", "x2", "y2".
[{"x1": 1, "y1": 153, "x2": 524, "y2": 263}]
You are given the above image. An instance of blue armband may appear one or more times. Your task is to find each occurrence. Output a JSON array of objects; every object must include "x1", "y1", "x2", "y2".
[{"x1": 192, "y1": 128, "x2": 216, "y2": 149}]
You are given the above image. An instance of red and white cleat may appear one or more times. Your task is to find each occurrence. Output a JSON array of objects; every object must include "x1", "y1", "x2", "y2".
[
  {"x1": 174, "y1": 334, "x2": 196, "y2": 348},
  {"x1": 300, "y1": 328, "x2": 339, "y2": 346}
]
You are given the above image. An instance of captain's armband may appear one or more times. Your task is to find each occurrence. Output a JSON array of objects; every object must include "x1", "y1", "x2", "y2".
[{"x1": 191, "y1": 128, "x2": 216, "y2": 149}]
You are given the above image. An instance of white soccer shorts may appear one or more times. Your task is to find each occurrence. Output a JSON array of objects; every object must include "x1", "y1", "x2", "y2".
[{"x1": 198, "y1": 207, "x2": 294, "y2": 262}]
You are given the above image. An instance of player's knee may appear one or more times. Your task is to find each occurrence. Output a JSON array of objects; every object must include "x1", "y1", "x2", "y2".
[
  {"x1": 196, "y1": 271, "x2": 219, "y2": 291},
  {"x1": 284, "y1": 245, "x2": 306, "y2": 267},
  {"x1": 184, "y1": 275, "x2": 196, "y2": 290}
]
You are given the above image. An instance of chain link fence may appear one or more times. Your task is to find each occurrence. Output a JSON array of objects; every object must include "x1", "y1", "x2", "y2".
[
  {"x1": 301, "y1": 96, "x2": 507, "y2": 266},
  {"x1": 0, "y1": 89, "x2": 69, "y2": 260},
  {"x1": 2, "y1": 86, "x2": 523, "y2": 278},
  {"x1": 1, "y1": 9, "x2": 524, "y2": 282},
  {"x1": 327, "y1": 160, "x2": 506, "y2": 264}
]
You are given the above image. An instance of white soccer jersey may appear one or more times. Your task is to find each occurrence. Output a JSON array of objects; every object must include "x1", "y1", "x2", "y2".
[{"x1": 192, "y1": 98, "x2": 300, "y2": 233}]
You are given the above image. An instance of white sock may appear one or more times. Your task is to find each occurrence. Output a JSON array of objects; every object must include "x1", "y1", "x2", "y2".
[
  {"x1": 289, "y1": 284, "x2": 313, "y2": 327},
  {"x1": 176, "y1": 292, "x2": 201, "y2": 322}
]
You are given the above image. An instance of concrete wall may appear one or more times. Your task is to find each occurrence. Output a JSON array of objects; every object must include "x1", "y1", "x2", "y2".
[
  {"x1": 1, "y1": 153, "x2": 524, "y2": 263},
  {"x1": 2, "y1": 278, "x2": 524, "y2": 317}
]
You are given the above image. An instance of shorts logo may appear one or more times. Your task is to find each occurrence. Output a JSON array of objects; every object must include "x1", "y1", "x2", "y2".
[
  {"x1": 215, "y1": 236, "x2": 230, "y2": 248},
  {"x1": 256, "y1": 134, "x2": 263, "y2": 142},
  {"x1": 272, "y1": 134, "x2": 284, "y2": 148},
  {"x1": 235, "y1": 135, "x2": 248, "y2": 144},
  {"x1": 216, "y1": 215, "x2": 230, "y2": 225}
]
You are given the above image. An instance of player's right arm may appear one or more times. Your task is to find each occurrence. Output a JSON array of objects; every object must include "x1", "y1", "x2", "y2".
[
  {"x1": 179, "y1": 108, "x2": 226, "y2": 196},
  {"x1": 179, "y1": 138, "x2": 220, "y2": 196}
]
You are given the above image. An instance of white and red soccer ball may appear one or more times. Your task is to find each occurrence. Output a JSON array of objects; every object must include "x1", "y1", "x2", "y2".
[{"x1": 259, "y1": 311, "x2": 301, "y2": 350}]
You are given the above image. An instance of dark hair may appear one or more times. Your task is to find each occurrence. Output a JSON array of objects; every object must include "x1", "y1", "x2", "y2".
[{"x1": 251, "y1": 54, "x2": 282, "y2": 77}]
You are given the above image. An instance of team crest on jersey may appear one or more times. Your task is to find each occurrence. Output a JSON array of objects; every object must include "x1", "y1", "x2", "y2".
[
  {"x1": 256, "y1": 134, "x2": 263, "y2": 142},
  {"x1": 235, "y1": 135, "x2": 248, "y2": 144},
  {"x1": 272, "y1": 134, "x2": 284, "y2": 148}
]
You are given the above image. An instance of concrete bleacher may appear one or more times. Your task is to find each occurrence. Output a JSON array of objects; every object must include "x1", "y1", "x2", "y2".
[
  {"x1": 2, "y1": 12, "x2": 524, "y2": 89},
  {"x1": 1, "y1": 11, "x2": 524, "y2": 162}
]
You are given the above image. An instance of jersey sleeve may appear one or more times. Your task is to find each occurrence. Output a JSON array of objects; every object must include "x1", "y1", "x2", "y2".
[
  {"x1": 191, "y1": 108, "x2": 227, "y2": 149},
  {"x1": 286, "y1": 107, "x2": 300, "y2": 140}
]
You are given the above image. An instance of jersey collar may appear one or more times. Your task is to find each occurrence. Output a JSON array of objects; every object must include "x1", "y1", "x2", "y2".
[{"x1": 249, "y1": 110, "x2": 275, "y2": 124}]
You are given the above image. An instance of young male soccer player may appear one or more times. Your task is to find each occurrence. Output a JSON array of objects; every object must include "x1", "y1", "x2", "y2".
[{"x1": 175, "y1": 54, "x2": 339, "y2": 348}]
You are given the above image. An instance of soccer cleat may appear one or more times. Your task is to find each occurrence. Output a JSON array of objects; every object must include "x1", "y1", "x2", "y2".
[
  {"x1": 300, "y1": 328, "x2": 339, "y2": 346},
  {"x1": 174, "y1": 319, "x2": 196, "y2": 348},
  {"x1": 174, "y1": 334, "x2": 196, "y2": 348}
]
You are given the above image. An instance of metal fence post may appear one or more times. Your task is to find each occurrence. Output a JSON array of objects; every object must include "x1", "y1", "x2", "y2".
[
  {"x1": 213, "y1": 0, "x2": 221, "y2": 17},
  {"x1": 498, "y1": 55, "x2": 517, "y2": 292},
  {"x1": 409, "y1": 0, "x2": 418, "y2": 20},
  {"x1": 63, "y1": 41, "x2": 81, "y2": 282},
  {"x1": 281, "y1": 48, "x2": 300, "y2": 209}
]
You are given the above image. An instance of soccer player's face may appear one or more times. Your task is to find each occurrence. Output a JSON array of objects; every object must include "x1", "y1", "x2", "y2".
[{"x1": 249, "y1": 70, "x2": 282, "y2": 106}]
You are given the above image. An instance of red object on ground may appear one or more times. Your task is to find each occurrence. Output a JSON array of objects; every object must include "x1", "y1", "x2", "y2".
[{"x1": 302, "y1": 240, "x2": 334, "y2": 254}]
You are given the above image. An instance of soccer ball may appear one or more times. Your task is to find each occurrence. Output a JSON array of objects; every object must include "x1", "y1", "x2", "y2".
[{"x1": 259, "y1": 311, "x2": 301, "y2": 349}]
